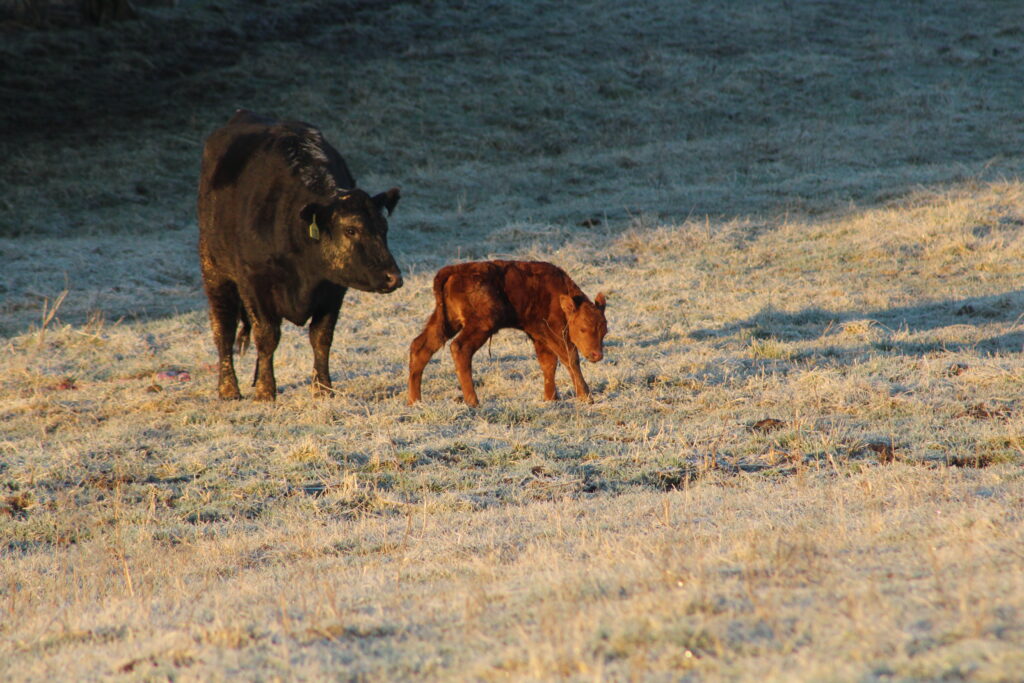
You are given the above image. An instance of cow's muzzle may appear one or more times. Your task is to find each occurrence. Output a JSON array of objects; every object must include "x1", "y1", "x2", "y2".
[
  {"x1": 587, "y1": 351, "x2": 603, "y2": 362},
  {"x1": 378, "y1": 271, "x2": 403, "y2": 293}
]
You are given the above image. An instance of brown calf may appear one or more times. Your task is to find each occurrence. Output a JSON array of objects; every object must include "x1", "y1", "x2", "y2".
[{"x1": 408, "y1": 260, "x2": 608, "y2": 406}]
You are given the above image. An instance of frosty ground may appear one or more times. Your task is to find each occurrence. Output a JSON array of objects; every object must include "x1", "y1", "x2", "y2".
[{"x1": 2, "y1": 1, "x2": 1024, "y2": 680}]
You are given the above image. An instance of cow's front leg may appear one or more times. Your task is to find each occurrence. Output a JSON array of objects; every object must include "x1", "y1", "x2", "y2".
[
  {"x1": 251, "y1": 315, "x2": 282, "y2": 402},
  {"x1": 309, "y1": 307, "x2": 340, "y2": 396},
  {"x1": 532, "y1": 339, "x2": 559, "y2": 401},
  {"x1": 563, "y1": 348, "x2": 591, "y2": 403}
]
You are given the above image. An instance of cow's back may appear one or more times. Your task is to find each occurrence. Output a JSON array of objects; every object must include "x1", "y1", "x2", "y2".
[
  {"x1": 197, "y1": 110, "x2": 356, "y2": 274},
  {"x1": 200, "y1": 110, "x2": 355, "y2": 197}
]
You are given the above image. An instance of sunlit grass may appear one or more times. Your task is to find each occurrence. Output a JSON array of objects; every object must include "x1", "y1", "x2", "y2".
[{"x1": 3, "y1": 0, "x2": 1024, "y2": 680}]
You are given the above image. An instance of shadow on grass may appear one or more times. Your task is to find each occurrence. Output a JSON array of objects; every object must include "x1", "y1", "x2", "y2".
[
  {"x1": 0, "y1": 1, "x2": 408, "y2": 142},
  {"x1": 691, "y1": 289, "x2": 1024, "y2": 349}
]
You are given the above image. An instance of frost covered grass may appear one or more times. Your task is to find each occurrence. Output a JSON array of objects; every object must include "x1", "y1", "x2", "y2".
[{"x1": 3, "y1": 0, "x2": 1024, "y2": 680}]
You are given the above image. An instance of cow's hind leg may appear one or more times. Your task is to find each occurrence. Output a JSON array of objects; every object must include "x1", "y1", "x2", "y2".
[
  {"x1": 408, "y1": 308, "x2": 453, "y2": 404},
  {"x1": 449, "y1": 324, "x2": 493, "y2": 407},
  {"x1": 205, "y1": 280, "x2": 242, "y2": 400}
]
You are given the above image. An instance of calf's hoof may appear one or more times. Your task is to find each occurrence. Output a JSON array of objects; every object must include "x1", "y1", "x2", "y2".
[{"x1": 254, "y1": 389, "x2": 277, "y2": 402}]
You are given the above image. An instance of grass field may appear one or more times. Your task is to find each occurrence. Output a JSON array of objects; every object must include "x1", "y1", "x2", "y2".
[{"x1": 3, "y1": 0, "x2": 1024, "y2": 680}]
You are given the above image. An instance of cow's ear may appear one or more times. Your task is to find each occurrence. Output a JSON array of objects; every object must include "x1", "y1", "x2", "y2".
[
  {"x1": 299, "y1": 203, "x2": 323, "y2": 224},
  {"x1": 372, "y1": 187, "x2": 400, "y2": 216},
  {"x1": 594, "y1": 292, "x2": 607, "y2": 311},
  {"x1": 299, "y1": 203, "x2": 327, "y2": 240},
  {"x1": 559, "y1": 294, "x2": 577, "y2": 317}
]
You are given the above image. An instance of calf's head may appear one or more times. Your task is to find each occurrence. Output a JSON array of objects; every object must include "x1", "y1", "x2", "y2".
[
  {"x1": 300, "y1": 188, "x2": 403, "y2": 293},
  {"x1": 560, "y1": 292, "x2": 608, "y2": 362}
]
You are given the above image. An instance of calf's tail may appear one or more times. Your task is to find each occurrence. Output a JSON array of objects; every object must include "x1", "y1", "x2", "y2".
[{"x1": 431, "y1": 265, "x2": 456, "y2": 340}]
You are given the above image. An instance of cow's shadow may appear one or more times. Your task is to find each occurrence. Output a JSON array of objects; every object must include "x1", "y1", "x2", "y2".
[
  {"x1": 690, "y1": 289, "x2": 1024, "y2": 352},
  {"x1": 653, "y1": 290, "x2": 1024, "y2": 392}
]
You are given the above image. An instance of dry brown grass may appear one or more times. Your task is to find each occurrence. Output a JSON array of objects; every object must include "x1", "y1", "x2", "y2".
[{"x1": 3, "y1": 0, "x2": 1024, "y2": 680}]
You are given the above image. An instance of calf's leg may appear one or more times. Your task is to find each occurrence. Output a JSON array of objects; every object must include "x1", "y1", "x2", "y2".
[
  {"x1": 449, "y1": 325, "x2": 493, "y2": 407},
  {"x1": 205, "y1": 280, "x2": 242, "y2": 400},
  {"x1": 563, "y1": 348, "x2": 592, "y2": 402},
  {"x1": 532, "y1": 339, "x2": 560, "y2": 401},
  {"x1": 408, "y1": 309, "x2": 451, "y2": 404}
]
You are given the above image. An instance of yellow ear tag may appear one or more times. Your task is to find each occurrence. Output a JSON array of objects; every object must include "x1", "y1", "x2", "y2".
[{"x1": 308, "y1": 215, "x2": 320, "y2": 240}]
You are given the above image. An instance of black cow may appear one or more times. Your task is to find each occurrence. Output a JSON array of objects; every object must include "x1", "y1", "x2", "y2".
[{"x1": 197, "y1": 110, "x2": 403, "y2": 401}]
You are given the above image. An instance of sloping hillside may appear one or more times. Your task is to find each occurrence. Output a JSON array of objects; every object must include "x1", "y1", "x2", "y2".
[{"x1": 2, "y1": 1, "x2": 1024, "y2": 680}]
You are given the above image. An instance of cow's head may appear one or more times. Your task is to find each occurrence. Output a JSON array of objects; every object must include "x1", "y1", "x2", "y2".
[
  {"x1": 560, "y1": 292, "x2": 608, "y2": 362},
  {"x1": 300, "y1": 188, "x2": 403, "y2": 293}
]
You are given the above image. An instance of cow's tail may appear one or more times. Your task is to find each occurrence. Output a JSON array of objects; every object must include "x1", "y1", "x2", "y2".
[
  {"x1": 231, "y1": 308, "x2": 258, "y2": 387},
  {"x1": 235, "y1": 308, "x2": 252, "y2": 356}
]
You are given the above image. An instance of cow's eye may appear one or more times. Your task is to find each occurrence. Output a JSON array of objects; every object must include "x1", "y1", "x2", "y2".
[{"x1": 345, "y1": 227, "x2": 358, "y2": 237}]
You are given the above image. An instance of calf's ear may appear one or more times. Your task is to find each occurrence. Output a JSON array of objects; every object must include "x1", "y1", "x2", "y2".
[
  {"x1": 594, "y1": 292, "x2": 607, "y2": 311},
  {"x1": 372, "y1": 187, "x2": 401, "y2": 216},
  {"x1": 559, "y1": 294, "x2": 577, "y2": 317}
]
